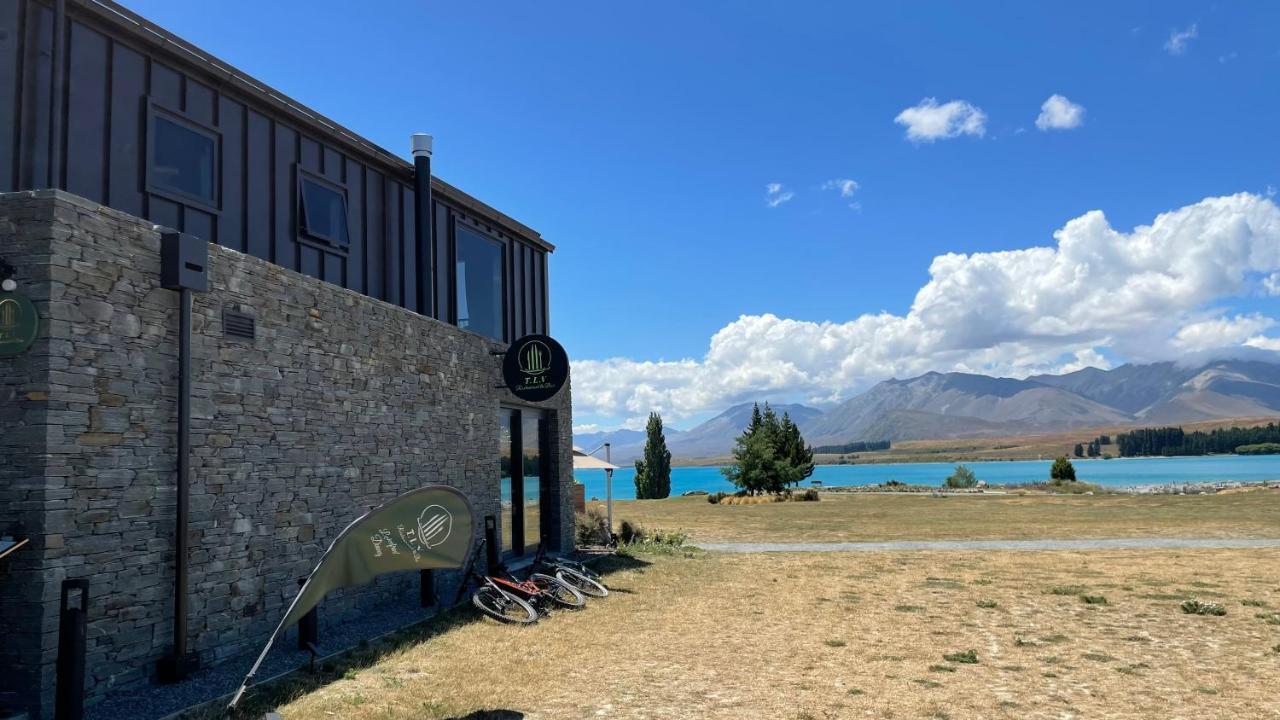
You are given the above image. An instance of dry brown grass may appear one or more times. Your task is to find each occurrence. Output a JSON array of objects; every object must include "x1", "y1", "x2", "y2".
[
  {"x1": 605, "y1": 490, "x2": 1280, "y2": 544},
  {"x1": 250, "y1": 548, "x2": 1280, "y2": 719}
]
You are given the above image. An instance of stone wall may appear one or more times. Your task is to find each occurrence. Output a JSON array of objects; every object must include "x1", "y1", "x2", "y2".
[{"x1": 0, "y1": 190, "x2": 574, "y2": 719}]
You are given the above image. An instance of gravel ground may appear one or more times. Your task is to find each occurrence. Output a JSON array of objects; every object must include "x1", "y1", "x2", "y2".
[
  {"x1": 85, "y1": 598, "x2": 439, "y2": 720},
  {"x1": 698, "y1": 536, "x2": 1280, "y2": 553}
]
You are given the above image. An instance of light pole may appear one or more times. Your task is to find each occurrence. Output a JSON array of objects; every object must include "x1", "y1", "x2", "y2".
[{"x1": 604, "y1": 443, "x2": 613, "y2": 532}]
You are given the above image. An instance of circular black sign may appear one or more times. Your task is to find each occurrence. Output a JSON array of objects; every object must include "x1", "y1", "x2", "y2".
[
  {"x1": 502, "y1": 334, "x2": 568, "y2": 402},
  {"x1": 0, "y1": 292, "x2": 39, "y2": 358}
]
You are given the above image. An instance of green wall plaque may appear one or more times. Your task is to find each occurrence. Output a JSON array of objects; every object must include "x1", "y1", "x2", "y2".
[{"x1": 0, "y1": 292, "x2": 39, "y2": 357}]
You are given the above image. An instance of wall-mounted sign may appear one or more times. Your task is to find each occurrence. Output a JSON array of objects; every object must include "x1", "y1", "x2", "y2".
[
  {"x1": 0, "y1": 292, "x2": 39, "y2": 357},
  {"x1": 502, "y1": 334, "x2": 569, "y2": 402}
]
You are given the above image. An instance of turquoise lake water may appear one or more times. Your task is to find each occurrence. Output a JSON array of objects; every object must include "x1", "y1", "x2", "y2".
[{"x1": 574, "y1": 454, "x2": 1280, "y2": 501}]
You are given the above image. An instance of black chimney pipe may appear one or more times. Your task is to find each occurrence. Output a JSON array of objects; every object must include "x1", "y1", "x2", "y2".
[{"x1": 411, "y1": 134, "x2": 434, "y2": 317}]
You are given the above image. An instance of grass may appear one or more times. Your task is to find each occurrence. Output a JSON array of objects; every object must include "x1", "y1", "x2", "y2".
[
  {"x1": 216, "y1": 546, "x2": 1280, "y2": 719},
  {"x1": 1181, "y1": 599, "x2": 1228, "y2": 616},
  {"x1": 1080, "y1": 594, "x2": 1110, "y2": 605},
  {"x1": 605, "y1": 490, "x2": 1280, "y2": 544}
]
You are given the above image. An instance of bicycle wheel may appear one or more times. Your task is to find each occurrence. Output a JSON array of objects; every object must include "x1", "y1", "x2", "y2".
[
  {"x1": 555, "y1": 567, "x2": 608, "y2": 598},
  {"x1": 472, "y1": 586, "x2": 538, "y2": 624},
  {"x1": 531, "y1": 573, "x2": 586, "y2": 609},
  {"x1": 557, "y1": 560, "x2": 602, "y2": 581}
]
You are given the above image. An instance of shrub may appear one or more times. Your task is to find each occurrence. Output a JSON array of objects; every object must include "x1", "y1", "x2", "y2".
[
  {"x1": 1181, "y1": 599, "x2": 1226, "y2": 616},
  {"x1": 574, "y1": 507, "x2": 611, "y2": 546},
  {"x1": 707, "y1": 491, "x2": 729, "y2": 504},
  {"x1": 1050, "y1": 456, "x2": 1076, "y2": 482},
  {"x1": 1241, "y1": 599, "x2": 1269, "y2": 607},
  {"x1": 618, "y1": 518, "x2": 646, "y2": 545},
  {"x1": 648, "y1": 528, "x2": 688, "y2": 547},
  {"x1": 943, "y1": 465, "x2": 977, "y2": 489},
  {"x1": 943, "y1": 649, "x2": 979, "y2": 664},
  {"x1": 976, "y1": 599, "x2": 998, "y2": 609},
  {"x1": 1080, "y1": 595, "x2": 1109, "y2": 605},
  {"x1": 793, "y1": 488, "x2": 820, "y2": 502}
]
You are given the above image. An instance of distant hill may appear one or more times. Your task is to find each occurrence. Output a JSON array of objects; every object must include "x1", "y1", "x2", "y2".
[{"x1": 575, "y1": 357, "x2": 1280, "y2": 461}]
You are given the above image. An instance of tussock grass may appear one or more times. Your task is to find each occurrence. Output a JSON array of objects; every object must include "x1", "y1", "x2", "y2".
[{"x1": 1181, "y1": 599, "x2": 1227, "y2": 616}]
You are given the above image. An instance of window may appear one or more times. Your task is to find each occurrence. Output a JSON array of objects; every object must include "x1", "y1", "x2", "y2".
[
  {"x1": 521, "y1": 411, "x2": 545, "y2": 556},
  {"x1": 148, "y1": 108, "x2": 218, "y2": 208},
  {"x1": 298, "y1": 171, "x2": 350, "y2": 248},
  {"x1": 455, "y1": 226, "x2": 505, "y2": 341},
  {"x1": 498, "y1": 407, "x2": 549, "y2": 558}
]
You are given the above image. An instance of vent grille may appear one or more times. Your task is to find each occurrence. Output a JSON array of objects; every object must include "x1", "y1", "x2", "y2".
[{"x1": 223, "y1": 309, "x2": 256, "y2": 340}]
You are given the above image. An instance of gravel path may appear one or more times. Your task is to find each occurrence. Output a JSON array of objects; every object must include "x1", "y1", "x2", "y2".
[{"x1": 698, "y1": 537, "x2": 1280, "y2": 553}]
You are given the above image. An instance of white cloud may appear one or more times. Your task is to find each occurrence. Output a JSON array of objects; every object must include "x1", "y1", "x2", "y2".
[
  {"x1": 1263, "y1": 272, "x2": 1280, "y2": 296},
  {"x1": 573, "y1": 193, "x2": 1280, "y2": 427},
  {"x1": 1035, "y1": 94, "x2": 1086, "y2": 131},
  {"x1": 823, "y1": 178, "x2": 860, "y2": 197},
  {"x1": 764, "y1": 183, "x2": 794, "y2": 208},
  {"x1": 1218, "y1": 51, "x2": 1238, "y2": 64},
  {"x1": 1174, "y1": 314, "x2": 1276, "y2": 351},
  {"x1": 1165, "y1": 24, "x2": 1198, "y2": 55},
  {"x1": 894, "y1": 98, "x2": 987, "y2": 142}
]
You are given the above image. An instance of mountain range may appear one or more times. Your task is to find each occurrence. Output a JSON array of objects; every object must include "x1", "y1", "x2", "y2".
[{"x1": 574, "y1": 358, "x2": 1280, "y2": 463}]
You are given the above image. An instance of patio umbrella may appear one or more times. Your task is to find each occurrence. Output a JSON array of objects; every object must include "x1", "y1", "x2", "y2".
[{"x1": 573, "y1": 447, "x2": 620, "y2": 533}]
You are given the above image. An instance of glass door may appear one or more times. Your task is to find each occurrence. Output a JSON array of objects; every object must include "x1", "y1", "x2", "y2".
[{"x1": 499, "y1": 407, "x2": 549, "y2": 558}]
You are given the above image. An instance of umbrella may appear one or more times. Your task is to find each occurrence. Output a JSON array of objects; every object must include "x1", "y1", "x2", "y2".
[{"x1": 572, "y1": 446, "x2": 619, "y2": 534}]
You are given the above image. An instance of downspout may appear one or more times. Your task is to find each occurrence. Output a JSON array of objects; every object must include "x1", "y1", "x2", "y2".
[{"x1": 411, "y1": 134, "x2": 434, "y2": 317}]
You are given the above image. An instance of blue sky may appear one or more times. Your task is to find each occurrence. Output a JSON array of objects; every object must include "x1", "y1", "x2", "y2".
[{"x1": 124, "y1": 1, "x2": 1280, "y2": 431}]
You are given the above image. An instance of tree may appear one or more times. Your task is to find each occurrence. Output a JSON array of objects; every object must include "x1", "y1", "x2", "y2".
[
  {"x1": 1087, "y1": 440, "x2": 1100, "y2": 458},
  {"x1": 722, "y1": 402, "x2": 816, "y2": 495},
  {"x1": 633, "y1": 412, "x2": 671, "y2": 499},
  {"x1": 1073, "y1": 443, "x2": 1084, "y2": 458},
  {"x1": 944, "y1": 465, "x2": 977, "y2": 489},
  {"x1": 1050, "y1": 456, "x2": 1076, "y2": 482}
]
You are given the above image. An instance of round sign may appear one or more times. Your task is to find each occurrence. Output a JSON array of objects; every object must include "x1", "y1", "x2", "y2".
[
  {"x1": 502, "y1": 334, "x2": 569, "y2": 402},
  {"x1": 0, "y1": 292, "x2": 39, "y2": 357}
]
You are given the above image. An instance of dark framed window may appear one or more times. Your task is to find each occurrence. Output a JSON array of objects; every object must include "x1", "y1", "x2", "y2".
[
  {"x1": 297, "y1": 169, "x2": 350, "y2": 250},
  {"x1": 454, "y1": 224, "x2": 506, "y2": 341},
  {"x1": 146, "y1": 104, "x2": 219, "y2": 211}
]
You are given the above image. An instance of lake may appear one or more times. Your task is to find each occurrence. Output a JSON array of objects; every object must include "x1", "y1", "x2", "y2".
[{"x1": 573, "y1": 454, "x2": 1280, "y2": 501}]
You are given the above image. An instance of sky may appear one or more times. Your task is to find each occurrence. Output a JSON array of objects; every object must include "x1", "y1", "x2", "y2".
[{"x1": 122, "y1": 1, "x2": 1280, "y2": 433}]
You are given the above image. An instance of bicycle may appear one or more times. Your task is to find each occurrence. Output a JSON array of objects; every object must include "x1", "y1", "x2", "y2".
[
  {"x1": 529, "y1": 542, "x2": 609, "y2": 598},
  {"x1": 456, "y1": 539, "x2": 584, "y2": 623}
]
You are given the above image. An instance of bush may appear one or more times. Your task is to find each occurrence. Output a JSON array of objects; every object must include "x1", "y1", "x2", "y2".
[
  {"x1": 574, "y1": 507, "x2": 611, "y2": 546},
  {"x1": 943, "y1": 465, "x2": 977, "y2": 489},
  {"x1": 707, "y1": 491, "x2": 729, "y2": 504},
  {"x1": 618, "y1": 518, "x2": 647, "y2": 545},
  {"x1": 792, "y1": 488, "x2": 820, "y2": 502},
  {"x1": 1050, "y1": 456, "x2": 1076, "y2": 482},
  {"x1": 1080, "y1": 594, "x2": 1109, "y2": 605},
  {"x1": 1181, "y1": 599, "x2": 1226, "y2": 616}
]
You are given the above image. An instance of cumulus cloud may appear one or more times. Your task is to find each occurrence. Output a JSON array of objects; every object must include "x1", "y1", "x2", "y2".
[
  {"x1": 1174, "y1": 314, "x2": 1276, "y2": 351},
  {"x1": 573, "y1": 193, "x2": 1280, "y2": 427},
  {"x1": 764, "y1": 183, "x2": 794, "y2": 208},
  {"x1": 894, "y1": 98, "x2": 986, "y2": 142},
  {"x1": 1035, "y1": 94, "x2": 1086, "y2": 131},
  {"x1": 1264, "y1": 273, "x2": 1280, "y2": 296},
  {"x1": 1165, "y1": 24, "x2": 1198, "y2": 55}
]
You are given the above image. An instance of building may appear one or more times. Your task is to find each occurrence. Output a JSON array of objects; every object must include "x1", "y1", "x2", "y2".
[{"x1": 0, "y1": 1, "x2": 574, "y2": 717}]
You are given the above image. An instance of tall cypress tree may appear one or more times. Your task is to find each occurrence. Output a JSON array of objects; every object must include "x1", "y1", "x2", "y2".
[{"x1": 637, "y1": 411, "x2": 672, "y2": 499}]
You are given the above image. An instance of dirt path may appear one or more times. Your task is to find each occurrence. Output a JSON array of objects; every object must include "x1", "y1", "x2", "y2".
[{"x1": 698, "y1": 537, "x2": 1280, "y2": 552}]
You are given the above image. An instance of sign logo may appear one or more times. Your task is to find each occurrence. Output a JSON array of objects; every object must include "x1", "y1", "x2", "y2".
[
  {"x1": 502, "y1": 334, "x2": 569, "y2": 403},
  {"x1": 0, "y1": 293, "x2": 39, "y2": 357},
  {"x1": 417, "y1": 504, "x2": 452, "y2": 548}
]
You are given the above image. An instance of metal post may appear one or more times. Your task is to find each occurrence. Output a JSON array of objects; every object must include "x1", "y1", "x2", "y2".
[
  {"x1": 297, "y1": 578, "x2": 318, "y2": 651},
  {"x1": 605, "y1": 443, "x2": 613, "y2": 533},
  {"x1": 50, "y1": 0, "x2": 66, "y2": 188},
  {"x1": 55, "y1": 579, "x2": 88, "y2": 720},
  {"x1": 484, "y1": 515, "x2": 499, "y2": 574},
  {"x1": 419, "y1": 569, "x2": 434, "y2": 608},
  {"x1": 411, "y1": 134, "x2": 434, "y2": 316}
]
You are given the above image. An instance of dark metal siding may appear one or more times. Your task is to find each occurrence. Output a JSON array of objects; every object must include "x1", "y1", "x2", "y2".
[{"x1": 1, "y1": 0, "x2": 549, "y2": 336}]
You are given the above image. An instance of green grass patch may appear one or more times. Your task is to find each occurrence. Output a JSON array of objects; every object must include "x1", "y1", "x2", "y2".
[
  {"x1": 976, "y1": 599, "x2": 998, "y2": 609},
  {"x1": 942, "y1": 649, "x2": 979, "y2": 664},
  {"x1": 1082, "y1": 652, "x2": 1115, "y2": 663},
  {"x1": 928, "y1": 664, "x2": 957, "y2": 673},
  {"x1": 1256, "y1": 612, "x2": 1280, "y2": 625},
  {"x1": 1241, "y1": 599, "x2": 1269, "y2": 607},
  {"x1": 824, "y1": 639, "x2": 847, "y2": 647},
  {"x1": 1080, "y1": 594, "x2": 1109, "y2": 605}
]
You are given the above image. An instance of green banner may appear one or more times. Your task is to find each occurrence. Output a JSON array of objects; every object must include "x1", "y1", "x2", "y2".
[
  {"x1": 0, "y1": 292, "x2": 39, "y2": 357},
  {"x1": 231, "y1": 485, "x2": 475, "y2": 707}
]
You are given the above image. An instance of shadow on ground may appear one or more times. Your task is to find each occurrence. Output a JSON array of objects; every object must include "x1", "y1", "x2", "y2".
[{"x1": 190, "y1": 551, "x2": 648, "y2": 719}]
